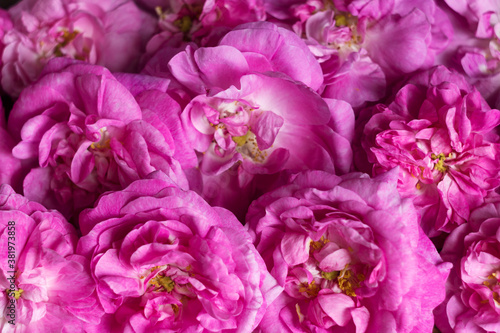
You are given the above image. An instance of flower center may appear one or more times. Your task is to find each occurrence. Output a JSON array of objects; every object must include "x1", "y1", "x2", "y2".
[
  {"x1": 482, "y1": 271, "x2": 500, "y2": 306},
  {"x1": 311, "y1": 1, "x2": 362, "y2": 54},
  {"x1": 309, "y1": 237, "x2": 365, "y2": 297},
  {"x1": 287, "y1": 236, "x2": 367, "y2": 300},
  {"x1": 53, "y1": 29, "x2": 79, "y2": 57},
  {"x1": 335, "y1": 265, "x2": 364, "y2": 297},
  {"x1": 5, "y1": 288, "x2": 24, "y2": 300},
  {"x1": 150, "y1": 275, "x2": 176, "y2": 293},
  {"x1": 206, "y1": 100, "x2": 273, "y2": 163},
  {"x1": 155, "y1": 2, "x2": 203, "y2": 40},
  {"x1": 42, "y1": 28, "x2": 90, "y2": 62},
  {"x1": 143, "y1": 265, "x2": 193, "y2": 296},
  {"x1": 431, "y1": 153, "x2": 449, "y2": 173},
  {"x1": 298, "y1": 280, "x2": 320, "y2": 297},
  {"x1": 89, "y1": 128, "x2": 111, "y2": 152},
  {"x1": 232, "y1": 130, "x2": 268, "y2": 163},
  {"x1": 138, "y1": 265, "x2": 196, "y2": 322}
]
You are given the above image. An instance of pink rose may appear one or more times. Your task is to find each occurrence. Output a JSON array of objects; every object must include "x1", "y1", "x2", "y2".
[
  {"x1": 361, "y1": 66, "x2": 500, "y2": 236},
  {"x1": 166, "y1": 38, "x2": 353, "y2": 216},
  {"x1": 143, "y1": 21, "x2": 324, "y2": 94},
  {"x1": 265, "y1": 0, "x2": 453, "y2": 108},
  {"x1": 218, "y1": 21, "x2": 324, "y2": 91},
  {"x1": 246, "y1": 170, "x2": 450, "y2": 332},
  {"x1": 435, "y1": 194, "x2": 500, "y2": 332},
  {"x1": 439, "y1": 0, "x2": 500, "y2": 109},
  {"x1": 78, "y1": 174, "x2": 280, "y2": 332},
  {"x1": 140, "y1": 0, "x2": 266, "y2": 54},
  {"x1": 2, "y1": 0, "x2": 155, "y2": 96},
  {"x1": 8, "y1": 58, "x2": 188, "y2": 220},
  {"x1": 0, "y1": 184, "x2": 102, "y2": 332}
]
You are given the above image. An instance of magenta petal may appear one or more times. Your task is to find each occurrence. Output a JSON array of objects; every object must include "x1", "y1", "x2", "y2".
[
  {"x1": 95, "y1": 249, "x2": 142, "y2": 297},
  {"x1": 280, "y1": 233, "x2": 310, "y2": 266},
  {"x1": 220, "y1": 22, "x2": 323, "y2": 90},
  {"x1": 237, "y1": 73, "x2": 330, "y2": 126},
  {"x1": 70, "y1": 142, "x2": 95, "y2": 185},
  {"x1": 252, "y1": 111, "x2": 284, "y2": 150},
  {"x1": 318, "y1": 248, "x2": 352, "y2": 272},
  {"x1": 12, "y1": 141, "x2": 39, "y2": 160},
  {"x1": 322, "y1": 54, "x2": 386, "y2": 108},
  {"x1": 168, "y1": 45, "x2": 207, "y2": 94},
  {"x1": 193, "y1": 46, "x2": 249, "y2": 90},
  {"x1": 365, "y1": 9, "x2": 431, "y2": 76},
  {"x1": 169, "y1": 45, "x2": 250, "y2": 93},
  {"x1": 317, "y1": 293, "x2": 355, "y2": 326}
]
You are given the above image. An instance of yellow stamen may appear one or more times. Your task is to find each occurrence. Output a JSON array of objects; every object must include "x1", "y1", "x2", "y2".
[
  {"x1": 298, "y1": 280, "x2": 320, "y2": 297},
  {"x1": 321, "y1": 271, "x2": 339, "y2": 281},
  {"x1": 232, "y1": 131, "x2": 250, "y2": 147},
  {"x1": 53, "y1": 30, "x2": 79, "y2": 57},
  {"x1": 338, "y1": 267, "x2": 356, "y2": 296},
  {"x1": 310, "y1": 236, "x2": 330, "y2": 253},
  {"x1": 335, "y1": 14, "x2": 347, "y2": 27},
  {"x1": 295, "y1": 303, "x2": 305, "y2": 323},
  {"x1": 155, "y1": 6, "x2": 164, "y2": 18},
  {"x1": 174, "y1": 16, "x2": 193, "y2": 34},
  {"x1": 89, "y1": 128, "x2": 110, "y2": 150},
  {"x1": 337, "y1": 265, "x2": 364, "y2": 297},
  {"x1": 431, "y1": 153, "x2": 448, "y2": 173},
  {"x1": 6, "y1": 289, "x2": 24, "y2": 300},
  {"x1": 493, "y1": 292, "x2": 500, "y2": 306},
  {"x1": 150, "y1": 275, "x2": 175, "y2": 292}
]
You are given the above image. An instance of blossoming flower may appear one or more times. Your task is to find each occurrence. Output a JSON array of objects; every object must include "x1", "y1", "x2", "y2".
[
  {"x1": 438, "y1": 0, "x2": 500, "y2": 109},
  {"x1": 246, "y1": 169, "x2": 450, "y2": 332},
  {"x1": 78, "y1": 174, "x2": 280, "y2": 332},
  {"x1": 8, "y1": 58, "x2": 188, "y2": 220},
  {"x1": 1, "y1": 0, "x2": 155, "y2": 96},
  {"x1": 435, "y1": 194, "x2": 500, "y2": 332},
  {"x1": 443, "y1": 0, "x2": 500, "y2": 78},
  {"x1": 166, "y1": 32, "x2": 354, "y2": 215},
  {"x1": 264, "y1": 0, "x2": 453, "y2": 108},
  {"x1": 141, "y1": 0, "x2": 266, "y2": 53},
  {"x1": 362, "y1": 66, "x2": 500, "y2": 236},
  {"x1": 143, "y1": 21, "x2": 324, "y2": 100},
  {"x1": 217, "y1": 21, "x2": 324, "y2": 91},
  {"x1": 0, "y1": 184, "x2": 102, "y2": 332}
]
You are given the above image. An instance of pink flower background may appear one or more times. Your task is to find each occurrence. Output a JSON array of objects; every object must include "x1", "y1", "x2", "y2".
[{"x1": 0, "y1": 0, "x2": 499, "y2": 332}]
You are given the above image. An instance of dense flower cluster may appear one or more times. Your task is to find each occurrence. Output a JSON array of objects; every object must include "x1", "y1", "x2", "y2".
[{"x1": 0, "y1": 0, "x2": 499, "y2": 331}]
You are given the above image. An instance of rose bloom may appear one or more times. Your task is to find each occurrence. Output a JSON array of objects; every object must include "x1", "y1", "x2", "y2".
[
  {"x1": 8, "y1": 58, "x2": 189, "y2": 220},
  {"x1": 246, "y1": 170, "x2": 450, "y2": 332},
  {"x1": 440, "y1": 0, "x2": 500, "y2": 108},
  {"x1": 143, "y1": 21, "x2": 324, "y2": 99},
  {"x1": 78, "y1": 174, "x2": 280, "y2": 332},
  {"x1": 140, "y1": 0, "x2": 266, "y2": 58},
  {"x1": 165, "y1": 31, "x2": 353, "y2": 215},
  {"x1": 2, "y1": 0, "x2": 155, "y2": 96},
  {"x1": 435, "y1": 194, "x2": 500, "y2": 332},
  {"x1": 263, "y1": 0, "x2": 453, "y2": 108},
  {"x1": 361, "y1": 66, "x2": 500, "y2": 236},
  {"x1": 0, "y1": 184, "x2": 102, "y2": 332}
]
